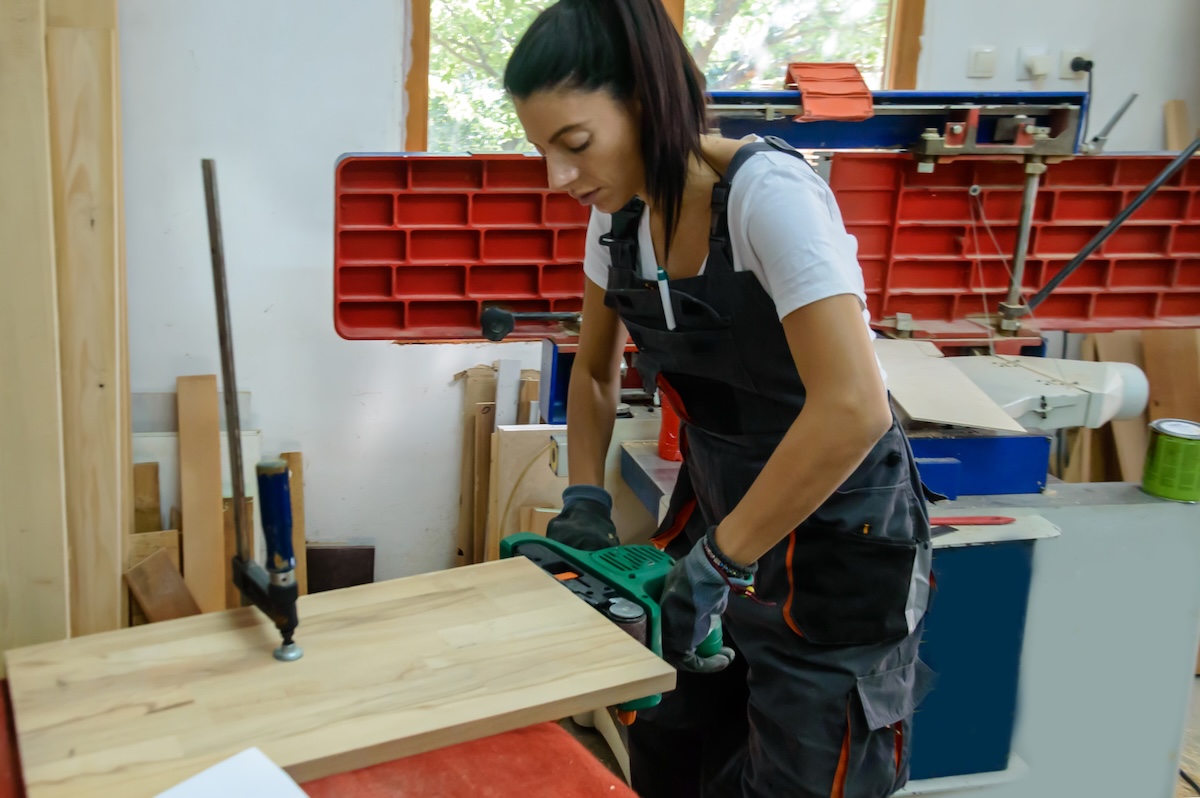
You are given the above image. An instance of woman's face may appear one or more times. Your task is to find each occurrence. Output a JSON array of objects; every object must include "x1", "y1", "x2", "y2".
[{"x1": 513, "y1": 87, "x2": 643, "y2": 214}]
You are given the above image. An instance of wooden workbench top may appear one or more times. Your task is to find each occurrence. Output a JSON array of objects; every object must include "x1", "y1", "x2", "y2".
[{"x1": 4, "y1": 557, "x2": 675, "y2": 798}]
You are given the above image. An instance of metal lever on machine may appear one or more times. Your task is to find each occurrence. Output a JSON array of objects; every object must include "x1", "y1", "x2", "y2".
[
  {"x1": 1083, "y1": 93, "x2": 1138, "y2": 154},
  {"x1": 1002, "y1": 135, "x2": 1200, "y2": 322},
  {"x1": 481, "y1": 306, "x2": 581, "y2": 341}
]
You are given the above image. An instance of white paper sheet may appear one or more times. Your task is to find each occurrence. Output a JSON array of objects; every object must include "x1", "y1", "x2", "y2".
[{"x1": 154, "y1": 748, "x2": 307, "y2": 798}]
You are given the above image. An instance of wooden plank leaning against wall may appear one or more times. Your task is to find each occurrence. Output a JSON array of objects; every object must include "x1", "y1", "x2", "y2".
[
  {"x1": 0, "y1": 0, "x2": 73, "y2": 678},
  {"x1": 47, "y1": 10, "x2": 126, "y2": 636},
  {"x1": 0, "y1": 0, "x2": 130, "y2": 675}
]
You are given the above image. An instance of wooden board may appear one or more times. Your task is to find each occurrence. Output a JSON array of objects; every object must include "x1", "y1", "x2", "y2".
[
  {"x1": 1093, "y1": 332, "x2": 1150, "y2": 481},
  {"x1": 221, "y1": 498, "x2": 252, "y2": 610},
  {"x1": 1165, "y1": 100, "x2": 1191, "y2": 151},
  {"x1": 473, "y1": 404, "x2": 497, "y2": 564},
  {"x1": 134, "y1": 430, "x2": 267, "y2": 567},
  {"x1": 47, "y1": 16, "x2": 123, "y2": 640},
  {"x1": 0, "y1": 0, "x2": 72, "y2": 675},
  {"x1": 517, "y1": 375, "x2": 540, "y2": 424},
  {"x1": 281, "y1": 452, "x2": 308, "y2": 595},
  {"x1": 874, "y1": 341, "x2": 1026, "y2": 433},
  {"x1": 176, "y1": 376, "x2": 224, "y2": 613},
  {"x1": 456, "y1": 367, "x2": 496, "y2": 567},
  {"x1": 126, "y1": 530, "x2": 181, "y2": 627},
  {"x1": 134, "y1": 462, "x2": 163, "y2": 533},
  {"x1": 126, "y1": 530, "x2": 181, "y2": 572},
  {"x1": 485, "y1": 425, "x2": 568, "y2": 561},
  {"x1": 5, "y1": 557, "x2": 677, "y2": 798},
  {"x1": 122, "y1": 549, "x2": 201, "y2": 624},
  {"x1": 1142, "y1": 329, "x2": 1200, "y2": 423}
]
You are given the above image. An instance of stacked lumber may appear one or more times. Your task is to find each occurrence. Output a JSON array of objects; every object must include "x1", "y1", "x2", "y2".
[
  {"x1": 456, "y1": 363, "x2": 548, "y2": 566},
  {"x1": 0, "y1": 0, "x2": 129, "y2": 675},
  {"x1": 128, "y1": 381, "x2": 310, "y2": 622}
]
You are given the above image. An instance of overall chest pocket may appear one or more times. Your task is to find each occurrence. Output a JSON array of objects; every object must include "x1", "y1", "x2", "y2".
[{"x1": 612, "y1": 288, "x2": 757, "y2": 392}]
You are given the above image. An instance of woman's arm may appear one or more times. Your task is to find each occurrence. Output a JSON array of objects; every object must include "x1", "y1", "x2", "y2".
[
  {"x1": 713, "y1": 293, "x2": 892, "y2": 565},
  {"x1": 565, "y1": 278, "x2": 630, "y2": 486}
]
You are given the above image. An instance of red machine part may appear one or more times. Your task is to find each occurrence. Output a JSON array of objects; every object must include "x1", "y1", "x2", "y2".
[
  {"x1": 333, "y1": 153, "x2": 1200, "y2": 342},
  {"x1": 334, "y1": 154, "x2": 588, "y2": 342},
  {"x1": 832, "y1": 153, "x2": 1200, "y2": 331}
]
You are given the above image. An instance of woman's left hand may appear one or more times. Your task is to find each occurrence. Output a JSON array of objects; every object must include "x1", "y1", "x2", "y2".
[{"x1": 659, "y1": 528, "x2": 754, "y2": 673}]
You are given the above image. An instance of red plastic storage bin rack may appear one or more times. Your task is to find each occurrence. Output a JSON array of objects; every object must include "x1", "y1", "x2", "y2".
[
  {"x1": 335, "y1": 152, "x2": 1200, "y2": 343},
  {"x1": 334, "y1": 154, "x2": 589, "y2": 341},
  {"x1": 829, "y1": 153, "x2": 1200, "y2": 330}
]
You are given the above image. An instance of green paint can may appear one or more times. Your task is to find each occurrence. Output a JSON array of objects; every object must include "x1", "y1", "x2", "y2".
[{"x1": 1141, "y1": 419, "x2": 1200, "y2": 503}]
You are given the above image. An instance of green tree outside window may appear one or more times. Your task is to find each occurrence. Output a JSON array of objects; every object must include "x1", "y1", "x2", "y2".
[{"x1": 427, "y1": 0, "x2": 890, "y2": 154}]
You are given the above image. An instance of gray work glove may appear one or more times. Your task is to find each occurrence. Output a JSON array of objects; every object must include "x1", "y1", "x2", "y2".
[
  {"x1": 545, "y1": 484, "x2": 619, "y2": 551},
  {"x1": 659, "y1": 527, "x2": 756, "y2": 674}
]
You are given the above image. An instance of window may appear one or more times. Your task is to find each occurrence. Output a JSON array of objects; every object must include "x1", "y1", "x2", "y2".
[
  {"x1": 411, "y1": 0, "x2": 922, "y2": 152},
  {"x1": 683, "y1": 0, "x2": 891, "y2": 91}
]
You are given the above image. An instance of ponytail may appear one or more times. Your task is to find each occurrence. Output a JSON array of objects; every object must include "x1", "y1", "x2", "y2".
[{"x1": 504, "y1": 0, "x2": 708, "y2": 256}]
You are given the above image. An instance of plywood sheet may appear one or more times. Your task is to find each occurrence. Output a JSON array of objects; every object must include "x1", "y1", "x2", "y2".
[
  {"x1": 5, "y1": 557, "x2": 676, "y2": 798},
  {"x1": 485, "y1": 425, "x2": 567, "y2": 561},
  {"x1": 176, "y1": 376, "x2": 224, "y2": 613},
  {"x1": 0, "y1": 0, "x2": 71, "y2": 675},
  {"x1": 874, "y1": 341, "x2": 1025, "y2": 433},
  {"x1": 1142, "y1": 329, "x2": 1200, "y2": 423}
]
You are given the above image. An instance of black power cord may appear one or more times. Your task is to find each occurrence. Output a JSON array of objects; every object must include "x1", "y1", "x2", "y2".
[
  {"x1": 1181, "y1": 768, "x2": 1200, "y2": 795},
  {"x1": 1071, "y1": 56, "x2": 1095, "y2": 145}
]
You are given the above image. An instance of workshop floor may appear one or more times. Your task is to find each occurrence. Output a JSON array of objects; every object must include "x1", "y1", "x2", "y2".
[{"x1": 1179, "y1": 677, "x2": 1200, "y2": 798}]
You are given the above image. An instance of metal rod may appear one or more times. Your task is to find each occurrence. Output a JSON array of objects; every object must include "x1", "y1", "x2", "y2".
[
  {"x1": 1007, "y1": 165, "x2": 1041, "y2": 307},
  {"x1": 1091, "y1": 93, "x2": 1138, "y2": 145},
  {"x1": 1026, "y1": 135, "x2": 1200, "y2": 312},
  {"x1": 202, "y1": 159, "x2": 250, "y2": 565}
]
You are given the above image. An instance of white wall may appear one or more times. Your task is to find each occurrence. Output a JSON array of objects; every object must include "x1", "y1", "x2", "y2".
[
  {"x1": 917, "y1": 0, "x2": 1200, "y2": 152},
  {"x1": 120, "y1": 0, "x2": 1200, "y2": 584},
  {"x1": 119, "y1": 0, "x2": 542, "y2": 581}
]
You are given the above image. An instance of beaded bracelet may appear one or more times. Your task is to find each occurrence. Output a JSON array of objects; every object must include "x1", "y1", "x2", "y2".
[{"x1": 702, "y1": 527, "x2": 755, "y2": 582}]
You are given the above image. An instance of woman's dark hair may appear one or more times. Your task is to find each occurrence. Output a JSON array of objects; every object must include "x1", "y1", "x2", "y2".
[{"x1": 504, "y1": 0, "x2": 708, "y2": 256}]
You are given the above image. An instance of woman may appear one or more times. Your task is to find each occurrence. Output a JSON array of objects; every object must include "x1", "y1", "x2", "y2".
[{"x1": 504, "y1": 2, "x2": 936, "y2": 796}]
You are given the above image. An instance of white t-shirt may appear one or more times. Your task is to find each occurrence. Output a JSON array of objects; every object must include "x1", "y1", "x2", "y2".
[{"x1": 582, "y1": 144, "x2": 873, "y2": 336}]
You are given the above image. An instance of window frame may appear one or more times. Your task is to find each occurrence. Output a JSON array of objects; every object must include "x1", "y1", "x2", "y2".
[{"x1": 404, "y1": 0, "x2": 924, "y2": 150}]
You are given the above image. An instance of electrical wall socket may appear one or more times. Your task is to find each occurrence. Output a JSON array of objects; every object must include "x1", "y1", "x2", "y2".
[
  {"x1": 1060, "y1": 49, "x2": 1091, "y2": 79},
  {"x1": 1017, "y1": 47, "x2": 1052, "y2": 81}
]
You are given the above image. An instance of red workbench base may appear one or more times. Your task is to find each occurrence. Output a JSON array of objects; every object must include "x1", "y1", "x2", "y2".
[{"x1": 1, "y1": 681, "x2": 633, "y2": 798}]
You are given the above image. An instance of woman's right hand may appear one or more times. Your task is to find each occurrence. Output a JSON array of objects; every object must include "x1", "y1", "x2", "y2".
[{"x1": 546, "y1": 484, "x2": 619, "y2": 551}]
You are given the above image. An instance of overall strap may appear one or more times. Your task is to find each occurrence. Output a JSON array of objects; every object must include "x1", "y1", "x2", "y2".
[
  {"x1": 599, "y1": 197, "x2": 645, "y2": 274},
  {"x1": 708, "y1": 136, "x2": 813, "y2": 274}
]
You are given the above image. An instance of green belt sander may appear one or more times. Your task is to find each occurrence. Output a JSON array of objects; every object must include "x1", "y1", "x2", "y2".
[{"x1": 499, "y1": 533, "x2": 723, "y2": 713}]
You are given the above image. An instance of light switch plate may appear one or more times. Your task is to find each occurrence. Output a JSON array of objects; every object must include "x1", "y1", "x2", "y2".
[{"x1": 967, "y1": 46, "x2": 997, "y2": 79}]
